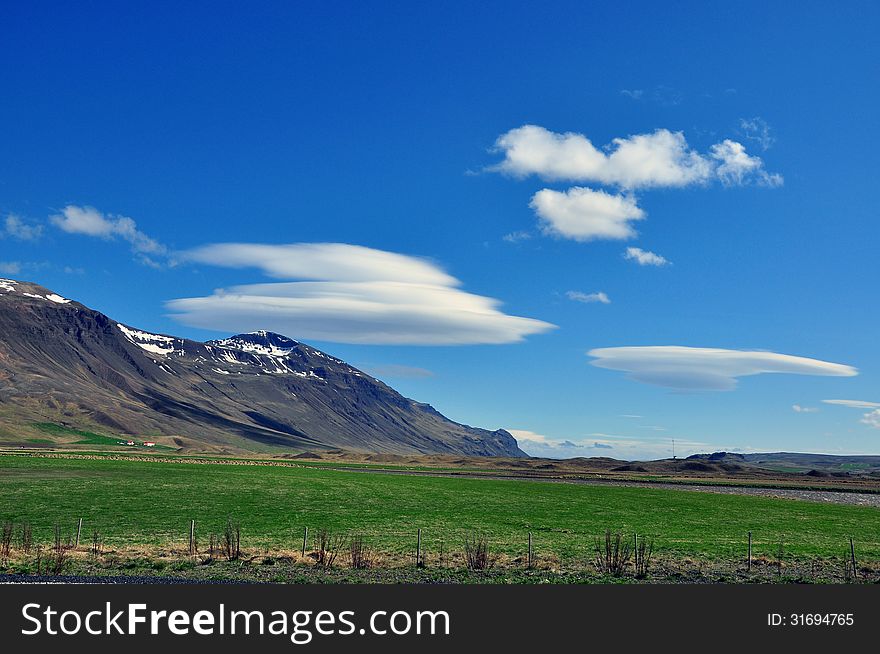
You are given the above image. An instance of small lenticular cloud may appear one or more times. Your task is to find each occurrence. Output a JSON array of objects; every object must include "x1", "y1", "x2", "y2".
[
  {"x1": 566, "y1": 290, "x2": 610, "y2": 304},
  {"x1": 624, "y1": 247, "x2": 669, "y2": 266}
]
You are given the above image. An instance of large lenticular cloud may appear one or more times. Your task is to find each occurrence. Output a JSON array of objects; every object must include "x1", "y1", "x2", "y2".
[
  {"x1": 588, "y1": 346, "x2": 857, "y2": 391},
  {"x1": 167, "y1": 243, "x2": 556, "y2": 346}
]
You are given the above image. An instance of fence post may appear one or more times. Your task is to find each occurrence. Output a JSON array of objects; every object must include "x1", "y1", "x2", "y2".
[
  {"x1": 850, "y1": 537, "x2": 857, "y2": 579},
  {"x1": 302, "y1": 527, "x2": 308, "y2": 559},
  {"x1": 417, "y1": 528, "x2": 422, "y2": 567},
  {"x1": 528, "y1": 531, "x2": 533, "y2": 569},
  {"x1": 75, "y1": 518, "x2": 83, "y2": 549},
  {"x1": 189, "y1": 520, "x2": 196, "y2": 555},
  {"x1": 747, "y1": 531, "x2": 752, "y2": 572}
]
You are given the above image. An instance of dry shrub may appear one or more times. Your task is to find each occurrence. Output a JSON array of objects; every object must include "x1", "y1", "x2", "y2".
[
  {"x1": 464, "y1": 534, "x2": 494, "y2": 571},
  {"x1": 316, "y1": 528, "x2": 344, "y2": 569},
  {"x1": 634, "y1": 535, "x2": 654, "y2": 578},
  {"x1": 222, "y1": 519, "x2": 241, "y2": 561},
  {"x1": 594, "y1": 530, "x2": 631, "y2": 576},
  {"x1": 349, "y1": 534, "x2": 372, "y2": 569}
]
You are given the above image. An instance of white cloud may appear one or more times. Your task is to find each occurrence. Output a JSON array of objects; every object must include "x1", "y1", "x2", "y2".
[
  {"x1": 588, "y1": 346, "x2": 857, "y2": 391},
  {"x1": 502, "y1": 230, "x2": 532, "y2": 243},
  {"x1": 862, "y1": 410, "x2": 880, "y2": 429},
  {"x1": 3, "y1": 215, "x2": 43, "y2": 241},
  {"x1": 792, "y1": 404, "x2": 819, "y2": 413},
  {"x1": 514, "y1": 430, "x2": 716, "y2": 460},
  {"x1": 168, "y1": 243, "x2": 556, "y2": 346},
  {"x1": 566, "y1": 290, "x2": 610, "y2": 304},
  {"x1": 620, "y1": 89, "x2": 644, "y2": 100},
  {"x1": 624, "y1": 247, "x2": 670, "y2": 266},
  {"x1": 507, "y1": 429, "x2": 550, "y2": 444},
  {"x1": 710, "y1": 140, "x2": 783, "y2": 187},
  {"x1": 0, "y1": 261, "x2": 21, "y2": 275},
  {"x1": 530, "y1": 187, "x2": 645, "y2": 241},
  {"x1": 821, "y1": 399, "x2": 880, "y2": 409},
  {"x1": 489, "y1": 125, "x2": 779, "y2": 189},
  {"x1": 50, "y1": 205, "x2": 167, "y2": 259},
  {"x1": 740, "y1": 117, "x2": 775, "y2": 151},
  {"x1": 822, "y1": 400, "x2": 880, "y2": 430}
]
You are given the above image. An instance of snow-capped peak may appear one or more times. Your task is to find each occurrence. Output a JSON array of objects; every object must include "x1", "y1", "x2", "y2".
[{"x1": 208, "y1": 331, "x2": 300, "y2": 358}]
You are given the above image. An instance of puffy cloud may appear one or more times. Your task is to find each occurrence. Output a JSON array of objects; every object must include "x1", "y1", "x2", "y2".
[
  {"x1": 792, "y1": 404, "x2": 819, "y2": 413},
  {"x1": 566, "y1": 290, "x2": 610, "y2": 304},
  {"x1": 821, "y1": 399, "x2": 880, "y2": 409},
  {"x1": 862, "y1": 410, "x2": 880, "y2": 429},
  {"x1": 50, "y1": 205, "x2": 167, "y2": 259},
  {"x1": 169, "y1": 243, "x2": 556, "y2": 346},
  {"x1": 587, "y1": 346, "x2": 857, "y2": 391},
  {"x1": 624, "y1": 247, "x2": 670, "y2": 266},
  {"x1": 3, "y1": 215, "x2": 43, "y2": 241},
  {"x1": 530, "y1": 187, "x2": 645, "y2": 241},
  {"x1": 711, "y1": 140, "x2": 783, "y2": 187},
  {"x1": 489, "y1": 125, "x2": 779, "y2": 189}
]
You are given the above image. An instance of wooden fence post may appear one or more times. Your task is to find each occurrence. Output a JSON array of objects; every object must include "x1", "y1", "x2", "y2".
[
  {"x1": 850, "y1": 537, "x2": 857, "y2": 579},
  {"x1": 189, "y1": 519, "x2": 196, "y2": 555},
  {"x1": 302, "y1": 526, "x2": 308, "y2": 559},
  {"x1": 747, "y1": 531, "x2": 752, "y2": 572},
  {"x1": 417, "y1": 528, "x2": 422, "y2": 567},
  {"x1": 75, "y1": 518, "x2": 83, "y2": 549},
  {"x1": 528, "y1": 531, "x2": 533, "y2": 569}
]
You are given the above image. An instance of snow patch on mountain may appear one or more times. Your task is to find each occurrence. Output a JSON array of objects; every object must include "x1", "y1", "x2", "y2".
[{"x1": 117, "y1": 324, "x2": 184, "y2": 356}]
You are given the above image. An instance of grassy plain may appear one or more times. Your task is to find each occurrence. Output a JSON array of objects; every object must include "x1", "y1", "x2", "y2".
[{"x1": 1, "y1": 453, "x2": 878, "y2": 567}]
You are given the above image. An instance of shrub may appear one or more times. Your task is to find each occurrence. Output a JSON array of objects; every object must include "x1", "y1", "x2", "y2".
[{"x1": 594, "y1": 530, "x2": 631, "y2": 577}]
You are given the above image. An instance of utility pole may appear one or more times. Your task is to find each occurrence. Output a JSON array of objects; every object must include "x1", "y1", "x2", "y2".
[{"x1": 672, "y1": 439, "x2": 676, "y2": 460}]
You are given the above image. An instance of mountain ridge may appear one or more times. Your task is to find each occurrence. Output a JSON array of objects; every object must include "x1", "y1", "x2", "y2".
[{"x1": 0, "y1": 277, "x2": 525, "y2": 457}]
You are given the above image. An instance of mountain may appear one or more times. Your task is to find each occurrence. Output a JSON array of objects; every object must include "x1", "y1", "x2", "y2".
[{"x1": 0, "y1": 278, "x2": 525, "y2": 457}]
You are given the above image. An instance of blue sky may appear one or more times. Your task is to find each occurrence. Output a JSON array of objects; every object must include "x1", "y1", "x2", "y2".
[{"x1": 1, "y1": 1, "x2": 878, "y2": 458}]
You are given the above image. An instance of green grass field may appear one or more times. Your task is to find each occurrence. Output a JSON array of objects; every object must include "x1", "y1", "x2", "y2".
[{"x1": 1, "y1": 454, "x2": 878, "y2": 563}]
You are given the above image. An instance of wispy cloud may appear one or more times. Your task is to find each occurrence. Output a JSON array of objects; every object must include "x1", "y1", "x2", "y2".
[
  {"x1": 50, "y1": 205, "x2": 168, "y2": 265},
  {"x1": 3, "y1": 215, "x2": 43, "y2": 241},
  {"x1": 588, "y1": 346, "x2": 857, "y2": 391},
  {"x1": 792, "y1": 404, "x2": 819, "y2": 413},
  {"x1": 168, "y1": 243, "x2": 556, "y2": 345},
  {"x1": 0, "y1": 261, "x2": 21, "y2": 275},
  {"x1": 620, "y1": 86, "x2": 682, "y2": 106},
  {"x1": 566, "y1": 290, "x2": 610, "y2": 304},
  {"x1": 502, "y1": 230, "x2": 532, "y2": 243},
  {"x1": 512, "y1": 428, "x2": 715, "y2": 460},
  {"x1": 620, "y1": 89, "x2": 644, "y2": 100},
  {"x1": 624, "y1": 247, "x2": 670, "y2": 266},
  {"x1": 821, "y1": 399, "x2": 880, "y2": 409},
  {"x1": 739, "y1": 117, "x2": 775, "y2": 151}
]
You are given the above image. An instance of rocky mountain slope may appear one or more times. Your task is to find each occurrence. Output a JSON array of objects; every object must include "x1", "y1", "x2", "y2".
[{"x1": 0, "y1": 278, "x2": 524, "y2": 456}]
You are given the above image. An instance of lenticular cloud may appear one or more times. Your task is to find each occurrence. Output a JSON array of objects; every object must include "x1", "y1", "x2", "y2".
[
  {"x1": 167, "y1": 243, "x2": 556, "y2": 345},
  {"x1": 587, "y1": 346, "x2": 857, "y2": 391}
]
